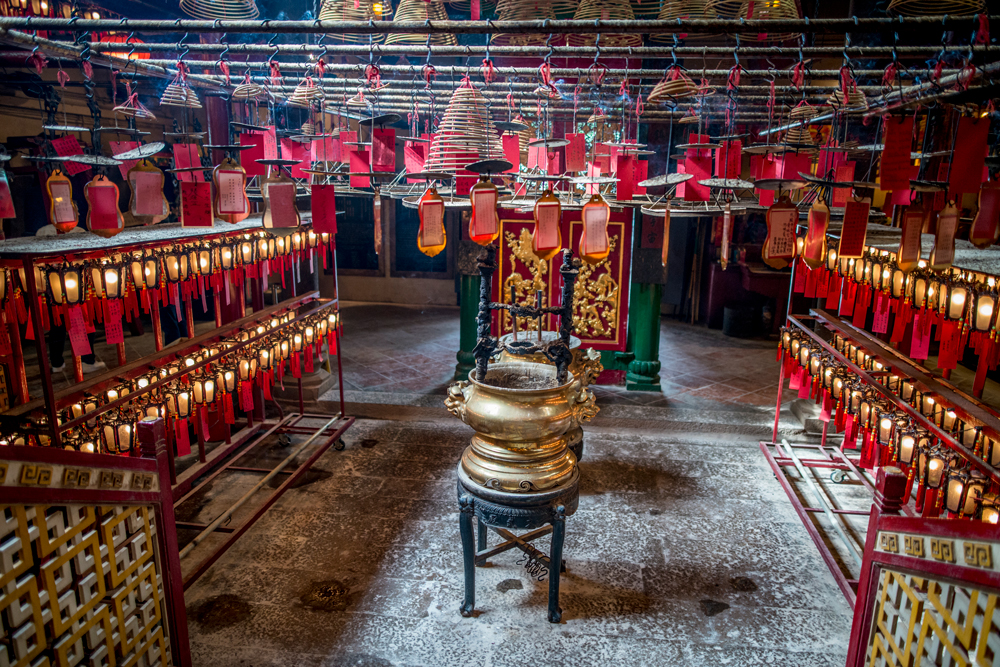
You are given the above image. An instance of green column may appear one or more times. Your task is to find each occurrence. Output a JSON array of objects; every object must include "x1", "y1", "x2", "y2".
[
  {"x1": 625, "y1": 281, "x2": 662, "y2": 391},
  {"x1": 455, "y1": 274, "x2": 481, "y2": 380}
]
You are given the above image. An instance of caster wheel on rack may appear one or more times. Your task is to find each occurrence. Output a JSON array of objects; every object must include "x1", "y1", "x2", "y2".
[
  {"x1": 334, "y1": 438, "x2": 346, "y2": 451},
  {"x1": 830, "y1": 470, "x2": 849, "y2": 484},
  {"x1": 277, "y1": 434, "x2": 292, "y2": 448}
]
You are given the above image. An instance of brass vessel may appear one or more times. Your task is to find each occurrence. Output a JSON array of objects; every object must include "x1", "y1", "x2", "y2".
[
  {"x1": 446, "y1": 361, "x2": 598, "y2": 493},
  {"x1": 496, "y1": 332, "x2": 603, "y2": 455}
]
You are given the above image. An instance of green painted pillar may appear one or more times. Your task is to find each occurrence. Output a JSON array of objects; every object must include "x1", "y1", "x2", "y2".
[
  {"x1": 455, "y1": 274, "x2": 481, "y2": 380},
  {"x1": 625, "y1": 281, "x2": 662, "y2": 391}
]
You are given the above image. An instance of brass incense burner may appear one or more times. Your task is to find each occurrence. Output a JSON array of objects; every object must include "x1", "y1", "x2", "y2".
[{"x1": 446, "y1": 247, "x2": 598, "y2": 494}]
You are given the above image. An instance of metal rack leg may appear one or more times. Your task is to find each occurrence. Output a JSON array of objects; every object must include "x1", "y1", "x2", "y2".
[
  {"x1": 459, "y1": 496, "x2": 476, "y2": 618},
  {"x1": 548, "y1": 506, "x2": 566, "y2": 624}
]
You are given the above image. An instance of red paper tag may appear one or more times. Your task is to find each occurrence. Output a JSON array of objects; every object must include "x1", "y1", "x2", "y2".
[
  {"x1": 879, "y1": 115, "x2": 915, "y2": 192},
  {"x1": 176, "y1": 419, "x2": 191, "y2": 457},
  {"x1": 311, "y1": 136, "x2": 340, "y2": 163},
  {"x1": 565, "y1": 134, "x2": 586, "y2": 173},
  {"x1": 132, "y1": 171, "x2": 164, "y2": 216},
  {"x1": 682, "y1": 157, "x2": 711, "y2": 201},
  {"x1": 938, "y1": 320, "x2": 962, "y2": 370},
  {"x1": 910, "y1": 311, "x2": 932, "y2": 360},
  {"x1": 88, "y1": 183, "x2": 120, "y2": 230},
  {"x1": 616, "y1": 155, "x2": 635, "y2": 202},
  {"x1": 51, "y1": 135, "x2": 91, "y2": 176},
  {"x1": 948, "y1": 116, "x2": 990, "y2": 197},
  {"x1": 105, "y1": 299, "x2": 124, "y2": 344},
  {"x1": 838, "y1": 200, "x2": 869, "y2": 258},
  {"x1": 585, "y1": 163, "x2": 601, "y2": 195},
  {"x1": 266, "y1": 182, "x2": 298, "y2": 228},
  {"x1": 404, "y1": 143, "x2": 427, "y2": 180},
  {"x1": 372, "y1": 129, "x2": 395, "y2": 172},
  {"x1": 831, "y1": 163, "x2": 856, "y2": 208},
  {"x1": 502, "y1": 135, "x2": 520, "y2": 173},
  {"x1": 262, "y1": 126, "x2": 278, "y2": 160},
  {"x1": 172, "y1": 144, "x2": 205, "y2": 182},
  {"x1": 640, "y1": 214, "x2": 663, "y2": 249},
  {"x1": 67, "y1": 305, "x2": 91, "y2": 357},
  {"x1": 311, "y1": 184, "x2": 337, "y2": 234},
  {"x1": 280, "y1": 138, "x2": 310, "y2": 179},
  {"x1": 873, "y1": 293, "x2": 891, "y2": 334},
  {"x1": 110, "y1": 141, "x2": 141, "y2": 179},
  {"x1": 793, "y1": 261, "x2": 807, "y2": 293},
  {"x1": 0, "y1": 171, "x2": 13, "y2": 219},
  {"x1": 180, "y1": 181, "x2": 213, "y2": 227},
  {"x1": 239, "y1": 133, "x2": 266, "y2": 177},
  {"x1": 339, "y1": 131, "x2": 357, "y2": 163},
  {"x1": 349, "y1": 151, "x2": 370, "y2": 188},
  {"x1": 715, "y1": 140, "x2": 742, "y2": 179},
  {"x1": 634, "y1": 161, "x2": 648, "y2": 195},
  {"x1": 826, "y1": 275, "x2": 842, "y2": 310}
]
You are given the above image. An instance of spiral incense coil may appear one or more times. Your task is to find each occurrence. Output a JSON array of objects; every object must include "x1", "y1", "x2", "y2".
[
  {"x1": 318, "y1": 0, "x2": 389, "y2": 43},
  {"x1": 491, "y1": 0, "x2": 557, "y2": 46},
  {"x1": 443, "y1": 0, "x2": 499, "y2": 16},
  {"x1": 647, "y1": 75, "x2": 704, "y2": 105},
  {"x1": 386, "y1": 0, "x2": 457, "y2": 45},
  {"x1": 160, "y1": 82, "x2": 203, "y2": 109},
  {"x1": 422, "y1": 85, "x2": 504, "y2": 174},
  {"x1": 567, "y1": 0, "x2": 642, "y2": 48},
  {"x1": 827, "y1": 88, "x2": 868, "y2": 113},
  {"x1": 300, "y1": 121, "x2": 316, "y2": 135},
  {"x1": 887, "y1": 0, "x2": 983, "y2": 15},
  {"x1": 113, "y1": 98, "x2": 155, "y2": 120},
  {"x1": 179, "y1": 0, "x2": 259, "y2": 19},
  {"x1": 286, "y1": 80, "x2": 325, "y2": 108},
  {"x1": 231, "y1": 83, "x2": 264, "y2": 101},
  {"x1": 709, "y1": 0, "x2": 802, "y2": 43},
  {"x1": 630, "y1": 0, "x2": 660, "y2": 19},
  {"x1": 650, "y1": 0, "x2": 717, "y2": 43}
]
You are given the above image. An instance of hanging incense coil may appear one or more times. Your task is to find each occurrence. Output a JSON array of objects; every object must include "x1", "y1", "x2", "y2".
[
  {"x1": 301, "y1": 121, "x2": 316, "y2": 135},
  {"x1": 887, "y1": 0, "x2": 984, "y2": 15},
  {"x1": 318, "y1": 0, "x2": 389, "y2": 43},
  {"x1": 647, "y1": 74, "x2": 706, "y2": 105},
  {"x1": 491, "y1": 0, "x2": 557, "y2": 46},
  {"x1": 386, "y1": 0, "x2": 457, "y2": 45},
  {"x1": 630, "y1": 0, "x2": 660, "y2": 19},
  {"x1": 231, "y1": 83, "x2": 264, "y2": 101},
  {"x1": 423, "y1": 84, "x2": 504, "y2": 174},
  {"x1": 286, "y1": 80, "x2": 325, "y2": 108},
  {"x1": 179, "y1": 0, "x2": 259, "y2": 19},
  {"x1": 346, "y1": 88, "x2": 371, "y2": 108},
  {"x1": 113, "y1": 97, "x2": 155, "y2": 120},
  {"x1": 827, "y1": 88, "x2": 868, "y2": 113},
  {"x1": 709, "y1": 0, "x2": 801, "y2": 43},
  {"x1": 442, "y1": 0, "x2": 499, "y2": 17},
  {"x1": 160, "y1": 82, "x2": 202, "y2": 109},
  {"x1": 567, "y1": 0, "x2": 642, "y2": 48},
  {"x1": 650, "y1": 0, "x2": 717, "y2": 43}
]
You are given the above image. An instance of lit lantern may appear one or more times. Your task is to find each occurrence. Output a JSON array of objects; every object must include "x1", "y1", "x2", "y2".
[
  {"x1": 911, "y1": 274, "x2": 931, "y2": 310},
  {"x1": 852, "y1": 255, "x2": 866, "y2": 284},
  {"x1": 304, "y1": 326, "x2": 315, "y2": 346},
  {"x1": 838, "y1": 255, "x2": 853, "y2": 278},
  {"x1": 982, "y1": 496, "x2": 1000, "y2": 524},
  {"x1": 275, "y1": 236, "x2": 287, "y2": 257},
  {"x1": 239, "y1": 240, "x2": 255, "y2": 265},
  {"x1": 877, "y1": 414, "x2": 895, "y2": 444},
  {"x1": 825, "y1": 247, "x2": 838, "y2": 272},
  {"x1": 257, "y1": 236, "x2": 275, "y2": 261},
  {"x1": 317, "y1": 317, "x2": 328, "y2": 337},
  {"x1": 890, "y1": 265, "x2": 906, "y2": 299},
  {"x1": 899, "y1": 379, "x2": 915, "y2": 403},
  {"x1": 291, "y1": 232, "x2": 304, "y2": 253},
  {"x1": 306, "y1": 230, "x2": 319, "y2": 249},
  {"x1": 279, "y1": 339, "x2": 290, "y2": 360},
  {"x1": 218, "y1": 243, "x2": 236, "y2": 271},
  {"x1": 982, "y1": 435, "x2": 1000, "y2": 468},
  {"x1": 918, "y1": 448, "x2": 948, "y2": 489},
  {"x1": 943, "y1": 467, "x2": 968, "y2": 514},
  {"x1": 163, "y1": 248, "x2": 189, "y2": 283},
  {"x1": 896, "y1": 428, "x2": 918, "y2": 464},
  {"x1": 71, "y1": 396, "x2": 99, "y2": 426},
  {"x1": 91, "y1": 260, "x2": 126, "y2": 300},
  {"x1": 46, "y1": 263, "x2": 85, "y2": 305},
  {"x1": 166, "y1": 389, "x2": 192, "y2": 418},
  {"x1": 941, "y1": 281, "x2": 969, "y2": 321},
  {"x1": 217, "y1": 367, "x2": 237, "y2": 395},
  {"x1": 238, "y1": 355, "x2": 258, "y2": 382},
  {"x1": 129, "y1": 252, "x2": 160, "y2": 290},
  {"x1": 959, "y1": 424, "x2": 980, "y2": 449},
  {"x1": 972, "y1": 283, "x2": 997, "y2": 331},
  {"x1": 961, "y1": 470, "x2": 987, "y2": 517},
  {"x1": 942, "y1": 409, "x2": 959, "y2": 432},
  {"x1": 192, "y1": 246, "x2": 214, "y2": 277},
  {"x1": 797, "y1": 342, "x2": 811, "y2": 368},
  {"x1": 327, "y1": 312, "x2": 338, "y2": 331},
  {"x1": 780, "y1": 329, "x2": 792, "y2": 351},
  {"x1": 291, "y1": 332, "x2": 303, "y2": 353},
  {"x1": 258, "y1": 346, "x2": 273, "y2": 371},
  {"x1": 191, "y1": 375, "x2": 216, "y2": 405},
  {"x1": 99, "y1": 410, "x2": 135, "y2": 454}
]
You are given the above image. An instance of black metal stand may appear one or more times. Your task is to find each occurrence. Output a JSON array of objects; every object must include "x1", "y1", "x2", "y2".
[{"x1": 457, "y1": 465, "x2": 579, "y2": 623}]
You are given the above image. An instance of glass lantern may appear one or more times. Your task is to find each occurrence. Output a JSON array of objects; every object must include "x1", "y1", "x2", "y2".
[{"x1": 46, "y1": 263, "x2": 85, "y2": 305}]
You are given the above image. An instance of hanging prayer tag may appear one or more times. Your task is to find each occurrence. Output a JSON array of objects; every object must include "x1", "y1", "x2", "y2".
[
  {"x1": 128, "y1": 161, "x2": 169, "y2": 225},
  {"x1": 373, "y1": 192, "x2": 383, "y2": 255},
  {"x1": 801, "y1": 199, "x2": 830, "y2": 270},
  {"x1": 469, "y1": 176, "x2": 499, "y2": 246},
  {"x1": 837, "y1": 200, "x2": 870, "y2": 259},
  {"x1": 311, "y1": 184, "x2": 338, "y2": 234},
  {"x1": 180, "y1": 181, "x2": 213, "y2": 227},
  {"x1": 969, "y1": 180, "x2": 1000, "y2": 249},
  {"x1": 720, "y1": 203, "x2": 733, "y2": 270},
  {"x1": 929, "y1": 202, "x2": 958, "y2": 271},
  {"x1": 46, "y1": 169, "x2": 78, "y2": 232},
  {"x1": 262, "y1": 174, "x2": 301, "y2": 232},
  {"x1": 84, "y1": 175, "x2": 125, "y2": 238},
  {"x1": 762, "y1": 195, "x2": 798, "y2": 269},
  {"x1": 213, "y1": 158, "x2": 250, "y2": 224},
  {"x1": 897, "y1": 200, "x2": 924, "y2": 273},
  {"x1": 580, "y1": 193, "x2": 611, "y2": 264},
  {"x1": 417, "y1": 187, "x2": 446, "y2": 257},
  {"x1": 532, "y1": 189, "x2": 562, "y2": 261},
  {"x1": 661, "y1": 208, "x2": 671, "y2": 269},
  {"x1": 0, "y1": 170, "x2": 15, "y2": 220}
]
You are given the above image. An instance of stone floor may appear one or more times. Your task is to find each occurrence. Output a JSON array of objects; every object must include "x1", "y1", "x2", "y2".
[{"x1": 182, "y1": 303, "x2": 854, "y2": 667}]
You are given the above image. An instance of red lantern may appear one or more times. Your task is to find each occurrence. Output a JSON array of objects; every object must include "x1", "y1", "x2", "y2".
[{"x1": 97, "y1": 32, "x2": 150, "y2": 60}]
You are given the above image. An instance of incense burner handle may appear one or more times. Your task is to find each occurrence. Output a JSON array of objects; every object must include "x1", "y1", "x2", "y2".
[
  {"x1": 570, "y1": 386, "x2": 599, "y2": 425},
  {"x1": 446, "y1": 380, "x2": 471, "y2": 420}
]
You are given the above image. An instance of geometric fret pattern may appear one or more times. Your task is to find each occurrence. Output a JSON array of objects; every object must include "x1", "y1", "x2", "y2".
[
  {"x1": 0, "y1": 504, "x2": 171, "y2": 666},
  {"x1": 866, "y1": 568, "x2": 1000, "y2": 667}
]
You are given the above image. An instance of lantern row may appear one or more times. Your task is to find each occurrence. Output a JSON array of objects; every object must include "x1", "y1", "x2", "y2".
[
  {"x1": 3, "y1": 303, "x2": 341, "y2": 456},
  {"x1": 779, "y1": 327, "x2": 999, "y2": 524}
]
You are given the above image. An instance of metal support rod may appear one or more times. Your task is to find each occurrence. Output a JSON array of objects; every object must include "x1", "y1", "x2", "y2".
[
  {"x1": 780, "y1": 438, "x2": 864, "y2": 566},
  {"x1": 178, "y1": 414, "x2": 341, "y2": 559},
  {"x1": 1, "y1": 15, "x2": 993, "y2": 34}
]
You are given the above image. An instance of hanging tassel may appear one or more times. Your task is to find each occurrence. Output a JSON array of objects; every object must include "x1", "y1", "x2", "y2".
[
  {"x1": 81, "y1": 60, "x2": 93, "y2": 80},
  {"x1": 791, "y1": 61, "x2": 805, "y2": 90},
  {"x1": 365, "y1": 63, "x2": 382, "y2": 89},
  {"x1": 882, "y1": 61, "x2": 899, "y2": 89},
  {"x1": 269, "y1": 60, "x2": 282, "y2": 87},
  {"x1": 481, "y1": 59, "x2": 495, "y2": 85},
  {"x1": 28, "y1": 51, "x2": 47, "y2": 76},
  {"x1": 974, "y1": 14, "x2": 990, "y2": 45},
  {"x1": 56, "y1": 68, "x2": 70, "y2": 87},
  {"x1": 315, "y1": 57, "x2": 327, "y2": 78},
  {"x1": 219, "y1": 60, "x2": 231, "y2": 86}
]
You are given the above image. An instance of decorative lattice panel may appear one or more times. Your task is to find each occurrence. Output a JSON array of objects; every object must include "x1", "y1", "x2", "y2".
[
  {"x1": 865, "y1": 567, "x2": 1000, "y2": 667},
  {"x1": 0, "y1": 504, "x2": 171, "y2": 666}
]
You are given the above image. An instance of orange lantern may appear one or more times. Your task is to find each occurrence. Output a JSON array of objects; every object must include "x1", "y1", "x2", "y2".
[{"x1": 98, "y1": 32, "x2": 150, "y2": 60}]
